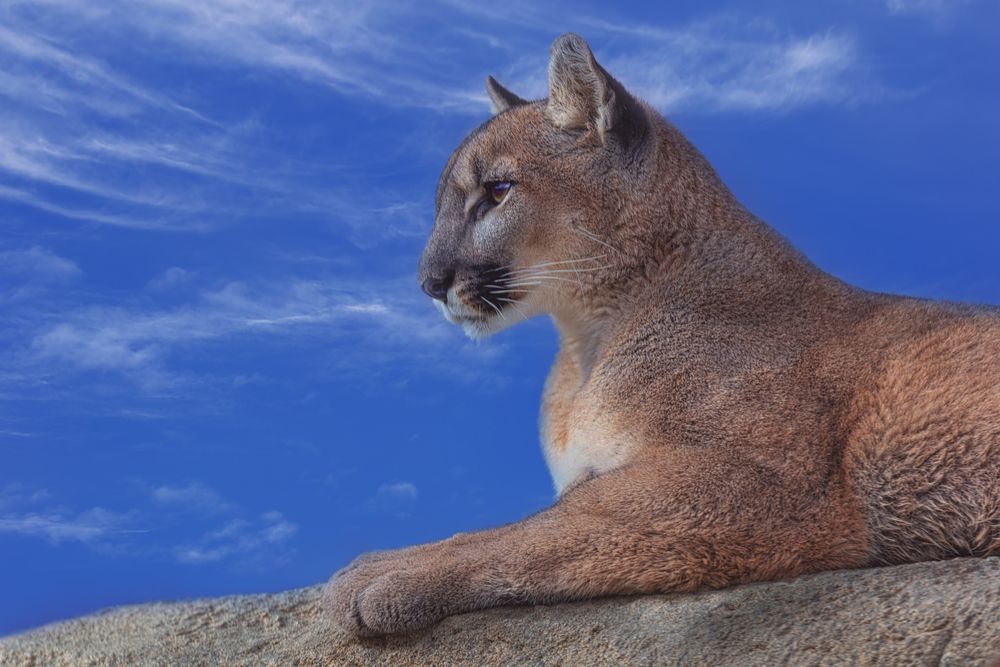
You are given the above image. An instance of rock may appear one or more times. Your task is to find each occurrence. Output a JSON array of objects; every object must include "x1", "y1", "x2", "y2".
[{"x1": 2, "y1": 558, "x2": 999, "y2": 666}]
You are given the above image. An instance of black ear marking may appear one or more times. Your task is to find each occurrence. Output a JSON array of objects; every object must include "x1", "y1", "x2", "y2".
[{"x1": 485, "y1": 75, "x2": 528, "y2": 115}]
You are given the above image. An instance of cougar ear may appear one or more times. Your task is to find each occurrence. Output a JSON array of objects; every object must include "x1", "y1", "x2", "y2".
[
  {"x1": 485, "y1": 76, "x2": 527, "y2": 115},
  {"x1": 546, "y1": 33, "x2": 646, "y2": 146}
]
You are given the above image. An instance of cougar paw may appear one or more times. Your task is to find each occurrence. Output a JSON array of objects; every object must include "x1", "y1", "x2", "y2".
[{"x1": 323, "y1": 554, "x2": 451, "y2": 637}]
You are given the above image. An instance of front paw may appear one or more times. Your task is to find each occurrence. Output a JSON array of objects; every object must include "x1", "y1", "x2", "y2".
[{"x1": 323, "y1": 553, "x2": 454, "y2": 637}]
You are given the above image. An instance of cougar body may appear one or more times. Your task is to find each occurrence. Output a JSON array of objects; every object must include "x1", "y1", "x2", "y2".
[{"x1": 324, "y1": 34, "x2": 1000, "y2": 636}]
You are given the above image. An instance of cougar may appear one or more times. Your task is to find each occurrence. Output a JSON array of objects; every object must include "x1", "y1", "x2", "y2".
[{"x1": 324, "y1": 33, "x2": 1000, "y2": 636}]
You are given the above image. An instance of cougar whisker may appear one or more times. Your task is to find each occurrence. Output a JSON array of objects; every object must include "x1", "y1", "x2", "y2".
[
  {"x1": 509, "y1": 255, "x2": 606, "y2": 272},
  {"x1": 480, "y1": 296, "x2": 504, "y2": 319},
  {"x1": 503, "y1": 275, "x2": 585, "y2": 287},
  {"x1": 505, "y1": 264, "x2": 613, "y2": 277},
  {"x1": 568, "y1": 222, "x2": 624, "y2": 258},
  {"x1": 496, "y1": 297, "x2": 529, "y2": 320}
]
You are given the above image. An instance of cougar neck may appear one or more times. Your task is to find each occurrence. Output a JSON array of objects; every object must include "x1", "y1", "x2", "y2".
[{"x1": 546, "y1": 118, "x2": 839, "y2": 382}]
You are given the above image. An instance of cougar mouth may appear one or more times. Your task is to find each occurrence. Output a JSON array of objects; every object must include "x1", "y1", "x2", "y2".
[
  {"x1": 454, "y1": 276, "x2": 520, "y2": 320},
  {"x1": 448, "y1": 265, "x2": 523, "y2": 317},
  {"x1": 478, "y1": 267, "x2": 528, "y2": 314},
  {"x1": 432, "y1": 264, "x2": 529, "y2": 339}
]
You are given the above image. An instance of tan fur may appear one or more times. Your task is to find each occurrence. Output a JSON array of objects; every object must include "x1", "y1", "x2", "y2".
[{"x1": 324, "y1": 34, "x2": 1000, "y2": 636}]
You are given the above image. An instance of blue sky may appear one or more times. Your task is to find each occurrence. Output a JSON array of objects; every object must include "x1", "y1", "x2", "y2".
[{"x1": 1, "y1": 0, "x2": 999, "y2": 635}]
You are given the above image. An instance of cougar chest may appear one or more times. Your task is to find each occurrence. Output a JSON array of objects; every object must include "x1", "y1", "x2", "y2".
[{"x1": 540, "y1": 352, "x2": 637, "y2": 495}]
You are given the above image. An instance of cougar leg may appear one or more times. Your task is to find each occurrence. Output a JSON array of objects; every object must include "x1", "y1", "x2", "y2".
[{"x1": 324, "y1": 449, "x2": 869, "y2": 636}]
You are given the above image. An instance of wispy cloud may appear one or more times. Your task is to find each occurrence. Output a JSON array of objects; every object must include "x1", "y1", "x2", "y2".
[
  {"x1": 146, "y1": 267, "x2": 196, "y2": 292},
  {"x1": 0, "y1": 507, "x2": 137, "y2": 544},
  {"x1": 883, "y1": 0, "x2": 973, "y2": 16},
  {"x1": 1, "y1": 482, "x2": 299, "y2": 567},
  {"x1": 0, "y1": 484, "x2": 52, "y2": 508},
  {"x1": 0, "y1": 247, "x2": 508, "y2": 410},
  {"x1": 367, "y1": 481, "x2": 420, "y2": 518},
  {"x1": 150, "y1": 482, "x2": 235, "y2": 515},
  {"x1": 0, "y1": 132, "x2": 209, "y2": 212},
  {"x1": 0, "y1": 246, "x2": 80, "y2": 283},
  {"x1": 2, "y1": 0, "x2": 487, "y2": 120},
  {"x1": 27, "y1": 277, "x2": 455, "y2": 389},
  {"x1": 0, "y1": 184, "x2": 181, "y2": 231},
  {"x1": 0, "y1": 429, "x2": 38, "y2": 438},
  {"x1": 0, "y1": 4, "x2": 427, "y2": 231},
  {"x1": 0, "y1": 4, "x2": 890, "y2": 414},
  {"x1": 0, "y1": 22, "x2": 207, "y2": 120},
  {"x1": 0, "y1": 2, "x2": 888, "y2": 233},
  {"x1": 499, "y1": 17, "x2": 872, "y2": 113},
  {"x1": 0, "y1": 245, "x2": 81, "y2": 306},
  {"x1": 149, "y1": 484, "x2": 299, "y2": 567},
  {"x1": 0, "y1": 484, "x2": 138, "y2": 547},
  {"x1": 376, "y1": 482, "x2": 419, "y2": 502},
  {"x1": 174, "y1": 511, "x2": 298, "y2": 566}
]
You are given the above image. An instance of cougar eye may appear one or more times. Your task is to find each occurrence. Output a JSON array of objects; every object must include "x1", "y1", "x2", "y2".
[{"x1": 488, "y1": 181, "x2": 512, "y2": 204}]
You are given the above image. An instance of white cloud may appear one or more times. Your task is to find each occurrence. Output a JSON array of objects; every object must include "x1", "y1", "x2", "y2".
[
  {"x1": 0, "y1": 5, "x2": 886, "y2": 401},
  {"x1": 0, "y1": 183, "x2": 193, "y2": 231},
  {"x1": 0, "y1": 484, "x2": 52, "y2": 508},
  {"x1": 0, "y1": 133, "x2": 205, "y2": 212},
  {"x1": 175, "y1": 511, "x2": 298, "y2": 565},
  {"x1": 0, "y1": 485, "x2": 137, "y2": 546},
  {"x1": 883, "y1": 0, "x2": 972, "y2": 15},
  {"x1": 0, "y1": 22, "x2": 207, "y2": 121},
  {"x1": 376, "y1": 482, "x2": 419, "y2": 502},
  {"x1": 0, "y1": 117, "x2": 424, "y2": 234},
  {"x1": 0, "y1": 2, "x2": 888, "y2": 233},
  {"x1": 27, "y1": 278, "x2": 457, "y2": 389},
  {"x1": 0, "y1": 245, "x2": 79, "y2": 309},
  {"x1": 154, "y1": 485, "x2": 299, "y2": 567},
  {"x1": 0, "y1": 4, "x2": 428, "y2": 231},
  {"x1": 3, "y1": 1, "x2": 481, "y2": 113},
  {"x1": 368, "y1": 481, "x2": 419, "y2": 517},
  {"x1": 0, "y1": 246, "x2": 80, "y2": 282},
  {"x1": 150, "y1": 482, "x2": 234, "y2": 515},
  {"x1": 0, "y1": 430, "x2": 38, "y2": 438},
  {"x1": 541, "y1": 18, "x2": 870, "y2": 114},
  {"x1": 0, "y1": 507, "x2": 135, "y2": 544},
  {"x1": 146, "y1": 267, "x2": 196, "y2": 292},
  {"x1": 1, "y1": 482, "x2": 300, "y2": 567}
]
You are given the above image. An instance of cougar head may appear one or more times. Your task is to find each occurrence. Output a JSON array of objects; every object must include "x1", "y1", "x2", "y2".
[{"x1": 418, "y1": 33, "x2": 653, "y2": 339}]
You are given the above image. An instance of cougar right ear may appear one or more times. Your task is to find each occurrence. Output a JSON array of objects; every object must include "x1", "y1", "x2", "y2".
[{"x1": 485, "y1": 76, "x2": 528, "y2": 115}]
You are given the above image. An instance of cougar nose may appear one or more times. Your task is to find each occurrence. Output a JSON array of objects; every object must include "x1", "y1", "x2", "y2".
[{"x1": 421, "y1": 272, "x2": 453, "y2": 302}]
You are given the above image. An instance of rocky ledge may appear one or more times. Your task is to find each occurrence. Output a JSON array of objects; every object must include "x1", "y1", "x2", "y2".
[{"x1": 2, "y1": 557, "x2": 998, "y2": 666}]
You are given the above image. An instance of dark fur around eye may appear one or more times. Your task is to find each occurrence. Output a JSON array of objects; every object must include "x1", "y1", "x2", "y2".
[
  {"x1": 473, "y1": 198, "x2": 493, "y2": 220},
  {"x1": 472, "y1": 181, "x2": 515, "y2": 221}
]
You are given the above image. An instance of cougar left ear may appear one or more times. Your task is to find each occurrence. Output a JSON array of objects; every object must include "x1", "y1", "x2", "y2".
[
  {"x1": 485, "y1": 75, "x2": 528, "y2": 115},
  {"x1": 546, "y1": 33, "x2": 647, "y2": 147}
]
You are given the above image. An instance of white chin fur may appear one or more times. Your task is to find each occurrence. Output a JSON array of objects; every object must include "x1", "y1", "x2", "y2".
[
  {"x1": 432, "y1": 296, "x2": 507, "y2": 340},
  {"x1": 460, "y1": 318, "x2": 501, "y2": 340}
]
